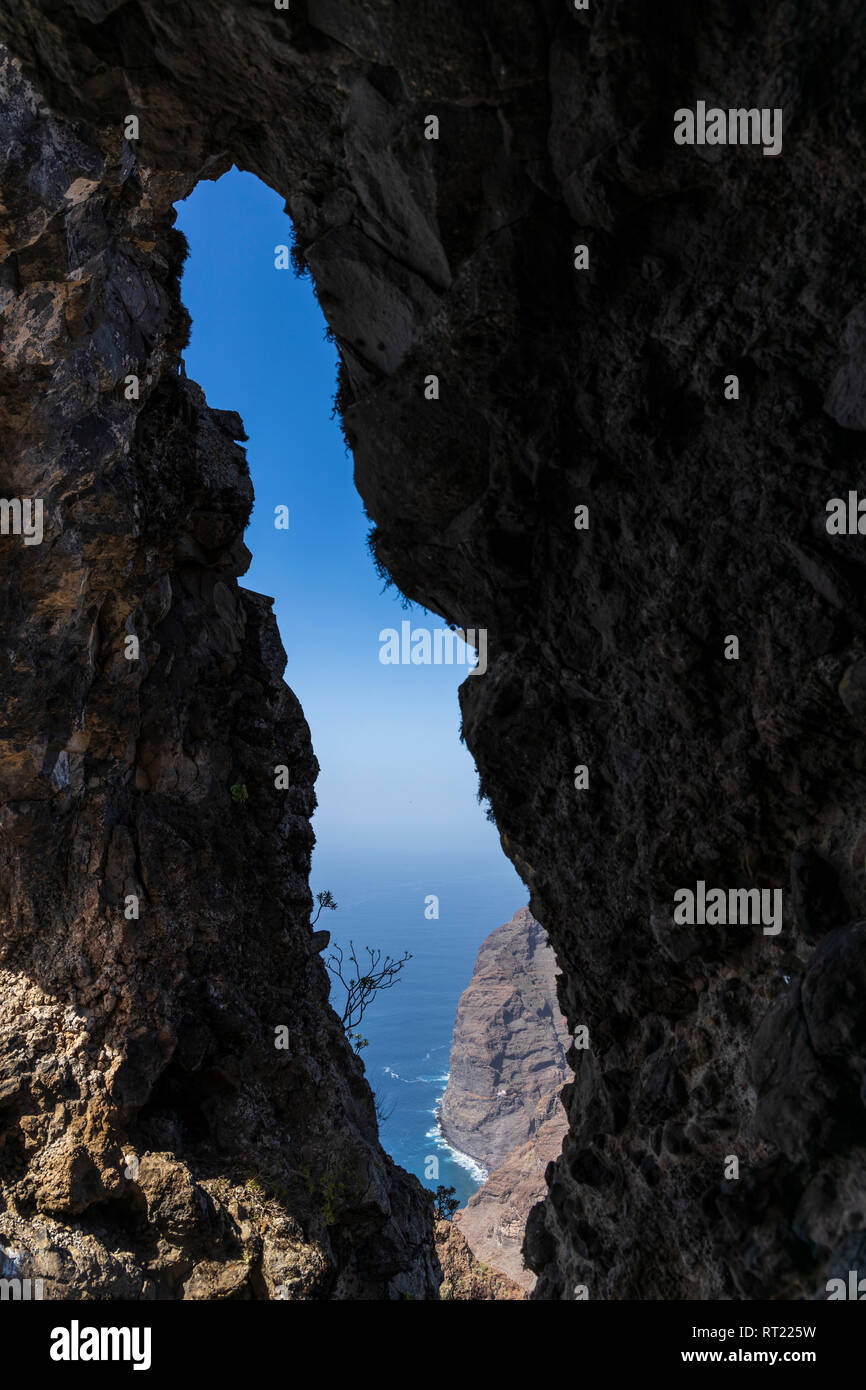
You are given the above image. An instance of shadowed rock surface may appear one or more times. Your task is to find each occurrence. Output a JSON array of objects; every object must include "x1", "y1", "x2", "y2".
[
  {"x1": 1, "y1": 1, "x2": 866, "y2": 1300},
  {"x1": 0, "y1": 43, "x2": 437, "y2": 1299}
]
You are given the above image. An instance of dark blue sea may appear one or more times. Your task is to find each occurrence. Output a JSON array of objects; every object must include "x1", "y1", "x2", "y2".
[{"x1": 311, "y1": 848, "x2": 525, "y2": 1205}]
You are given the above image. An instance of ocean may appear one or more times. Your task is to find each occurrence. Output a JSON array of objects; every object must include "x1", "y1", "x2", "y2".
[{"x1": 311, "y1": 848, "x2": 525, "y2": 1206}]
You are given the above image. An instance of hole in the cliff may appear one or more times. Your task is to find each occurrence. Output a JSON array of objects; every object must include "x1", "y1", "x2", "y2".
[
  {"x1": 80, "y1": 1189, "x2": 150, "y2": 1243},
  {"x1": 135, "y1": 1047, "x2": 239, "y2": 1155},
  {"x1": 0, "y1": 1109, "x2": 26, "y2": 1180},
  {"x1": 173, "y1": 168, "x2": 562, "y2": 1288}
]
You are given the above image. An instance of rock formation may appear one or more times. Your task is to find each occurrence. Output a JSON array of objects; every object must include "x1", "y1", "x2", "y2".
[
  {"x1": 0, "y1": 43, "x2": 436, "y2": 1300},
  {"x1": 435, "y1": 1218, "x2": 526, "y2": 1301},
  {"x1": 441, "y1": 908, "x2": 569, "y2": 1290},
  {"x1": 440, "y1": 907, "x2": 568, "y2": 1172},
  {"x1": 2, "y1": 1, "x2": 866, "y2": 1301},
  {"x1": 456, "y1": 1106, "x2": 568, "y2": 1294}
]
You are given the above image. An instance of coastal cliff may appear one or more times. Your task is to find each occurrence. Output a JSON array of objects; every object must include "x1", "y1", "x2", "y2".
[
  {"x1": 440, "y1": 909, "x2": 569, "y2": 1172},
  {"x1": 441, "y1": 909, "x2": 569, "y2": 1289}
]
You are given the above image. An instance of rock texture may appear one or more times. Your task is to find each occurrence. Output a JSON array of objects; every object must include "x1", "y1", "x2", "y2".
[
  {"x1": 440, "y1": 907, "x2": 569, "y2": 1172},
  {"x1": 0, "y1": 44, "x2": 436, "y2": 1300},
  {"x1": 2, "y1": 1, "x2": 866, "y2": 1301},
  {"x1": 456, "y1": 1106, "x2": 568, "y2": 1294},
  {"x1": 440, "y1": 908, "x2": 569, "y2": 1291},
  {"x1": 435, "y1": 1218, "x2": 526, "y2": 1301}
]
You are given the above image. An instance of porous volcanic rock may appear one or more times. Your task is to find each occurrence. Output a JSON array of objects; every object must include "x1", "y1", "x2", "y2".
[
  {"x1": 2, "y1": 1, "x2": 866, "y2": 1301},
  {"x1": 0, "y1": 44, "x2": 437, "y2": 1300}
]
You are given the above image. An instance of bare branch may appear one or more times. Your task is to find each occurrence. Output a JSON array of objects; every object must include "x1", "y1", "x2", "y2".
[{"x1": 325, "y1": 939, "x2": 412, "y2": 1030}]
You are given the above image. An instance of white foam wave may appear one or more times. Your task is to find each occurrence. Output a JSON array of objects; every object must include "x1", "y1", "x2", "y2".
[{"x1": 426, "y1": 1100, "x2": 488, "y2": 1185}]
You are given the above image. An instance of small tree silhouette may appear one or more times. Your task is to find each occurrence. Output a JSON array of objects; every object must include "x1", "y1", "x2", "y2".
[
  {"x1": 433, "y1": 1185, "x2": 460, "y2": 1220},
  {"x1": 311, "y1": 889, "x2": 338, "y2": 924},
  {"x1": 325, "y1": 940, "x2": 412, "y2": 1030},
  {"x1": 374, "y1": 1091, "x2": 396, "y2": 1124}
]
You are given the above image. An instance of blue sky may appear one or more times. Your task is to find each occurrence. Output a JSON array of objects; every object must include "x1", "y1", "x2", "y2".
[{"x1": 174, "y1": 168, "x2": 519, "y2": 875}]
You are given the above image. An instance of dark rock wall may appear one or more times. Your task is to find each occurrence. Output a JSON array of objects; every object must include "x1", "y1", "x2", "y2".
[
  {"x1": 2, "y1": 0, "x2": 866, "y2": 1300},
  {"x1": 0, "y1": 40, "x2": 436, "y2": 1299}
]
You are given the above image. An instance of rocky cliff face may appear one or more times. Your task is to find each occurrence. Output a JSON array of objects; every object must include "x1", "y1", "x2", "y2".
[
  {"x1": 2, "y1": 1, "x2": 866, "y2": 1301},
  {"x1": 441, "y1": 908, "x2": 569, "y2": 1291},
  {"x1": 440, "y1": 908, "x2": 569, "y2": 1172},
  {"x1": 435, "y1": 1218, "x2": 526, "y2": 1301},
  {"x1": 456, "y1": 1105, "x2": 569, "y2": 1294},
  {"x1": 0, "y1": 44, "x2": 436, "y2": 1300}
]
